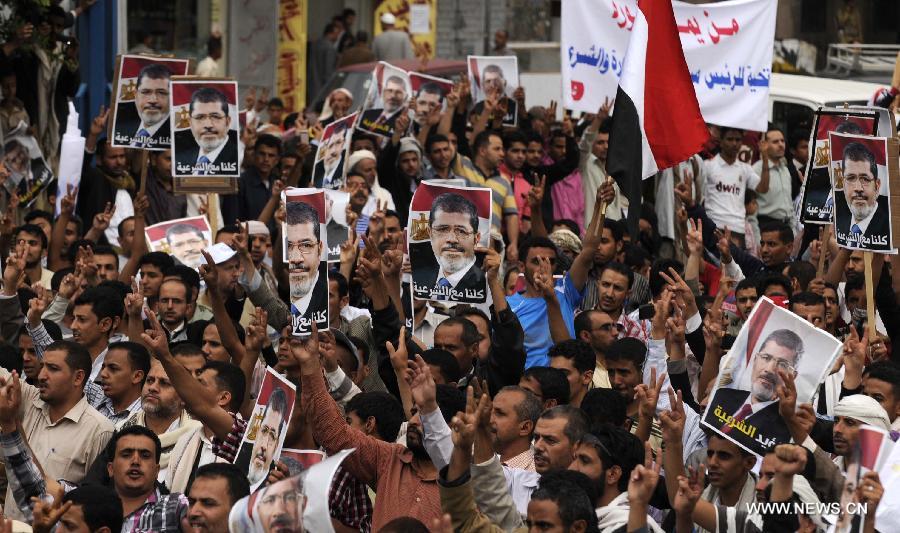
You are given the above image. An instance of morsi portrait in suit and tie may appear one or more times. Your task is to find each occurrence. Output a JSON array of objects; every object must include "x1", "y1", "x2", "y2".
[
  {"x1": 829, "y1": 132, "x2": 894, "y2": 252},
  {"x1": 170, "y1": 79, "x2": 241, "y2": 179},
  {"x1": 409, "y1": 183, "x2": 493, "y2": 304},
  {"x1": 702, "y1": 297, "x2": 843, "y2": 456},
  {"x1": 283, "y1": 190, "x2": 329, "y2": 336},
  {"x1": 110, "y1": 55, "x2": 190, "y2": 150},
  {"x1": 358, "y1": 62, "x2": 411, "y2": 138}
]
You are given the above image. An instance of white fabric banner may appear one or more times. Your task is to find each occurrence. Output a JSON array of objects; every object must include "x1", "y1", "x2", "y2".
[{"x1": 562, "y1": 0, "x2": 776, "y2": 132}]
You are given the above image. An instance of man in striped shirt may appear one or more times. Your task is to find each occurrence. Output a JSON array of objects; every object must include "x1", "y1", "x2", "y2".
[
  {"x1": 450, "y1": 131, "x2": 520, "y2": 260},
  {"x1": 425, "y1": 134, "x2": 521, "y2": 261}
]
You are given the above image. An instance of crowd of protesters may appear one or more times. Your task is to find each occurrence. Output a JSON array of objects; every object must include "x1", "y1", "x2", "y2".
[{"x1": 0, "y1": 4, "x2": 899, "y2": 533}]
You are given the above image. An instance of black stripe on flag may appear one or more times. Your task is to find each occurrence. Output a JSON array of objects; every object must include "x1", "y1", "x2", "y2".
[{"x1": 605, "y1": 86, "x2": 644, "y2": 240}]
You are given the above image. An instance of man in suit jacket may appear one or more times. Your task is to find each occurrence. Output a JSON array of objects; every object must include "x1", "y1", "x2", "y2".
[
  {"x1": 285, "y1": 201, "x2": 329, "y2": 334},
  {"x1": 838, "y1": 141, "x2": 891, "y2": 250},
  {"x1": 313, "y1": 156, "x2": 345, "y2": 190},
  {"x1": 289, "y1": 264, "x2": 328, "y2": 332},
  {"x1": 174, "y1": 129, "x2": 239, "y2": 177},
  {"x1": 704, "y1": 387, "x2": 791, "y2": 449},
  {"x1": 471, "y1": 63, "x2": 518, "y2": 126},
  {"x1": 313, "y1": 124, "x2": 350, "y2": 189},
  {"x1": 703, "y1": 328, "x2": 804, "y2": 452},
  {"x1": 113, "y1": 105, "x2": 172, "y2": 149},
  {"x1": 173, "y1": 87, "x2": 239, "y2": 177},
  {"x1": 412, "y1": 249, "x2": 486, "y2": 303},
  {"x1": 359, "y1": 75, "x2": 408, "y2": 137},
  {"x1": 113, "y1": 63, "x2": 174, "y2": 149},
  {"x1": 471, "y1": 97, "x2": 518, "y2": 127},
  {"x1": 326, "y1": 218, "x2": 350, "y2": 260},
  {"x1": 412, "y1": 192, "x2": 488, "y2": 303}
]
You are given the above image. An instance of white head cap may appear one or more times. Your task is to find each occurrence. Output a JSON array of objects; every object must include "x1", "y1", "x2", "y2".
[{"x1": 202, "y1": 243, "x2": 237, "y2": 265}]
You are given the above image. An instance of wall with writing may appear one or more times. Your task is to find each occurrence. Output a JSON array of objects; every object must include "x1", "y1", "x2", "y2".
[
  {"x1": 277, "y1": 0, "x2": 308, "y2": 113},
  {"x1": 229, "y1": 1, "x2": 277, "y2": 89}
]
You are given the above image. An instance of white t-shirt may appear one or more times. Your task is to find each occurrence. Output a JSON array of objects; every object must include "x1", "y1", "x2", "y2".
[{"x1": 703, "y1": 154, "x2": 760, "y2": 232}]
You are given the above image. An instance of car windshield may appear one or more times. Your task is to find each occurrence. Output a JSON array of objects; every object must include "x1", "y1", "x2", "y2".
[{"x1": 309, "y1": 72, "x2": 372, "y2": 115}]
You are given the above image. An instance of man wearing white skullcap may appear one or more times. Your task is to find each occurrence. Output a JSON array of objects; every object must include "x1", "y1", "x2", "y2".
[
  {"x1": 241, "y1": 221, "x2": 277, "y2": 296},
  {"x1": 346, "y1": 150, "x2": 395, "y2": 215},
  {"x1": 372, "y1": 12, "x2": 414, "y2": 62}
]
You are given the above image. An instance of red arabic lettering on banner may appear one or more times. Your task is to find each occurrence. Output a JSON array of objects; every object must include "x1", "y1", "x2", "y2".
[
  {"x1": 277, "y1": 0, "x2": 307, "y2": 112},
  {"x1": 611, "y1": 0, "x2": 742, "y2": 44}
]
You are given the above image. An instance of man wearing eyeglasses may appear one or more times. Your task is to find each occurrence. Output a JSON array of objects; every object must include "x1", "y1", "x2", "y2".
[
  {"x1": 704, "y1": 329, "x2": 803, "y2": 449},
  {"x1": 255, "y1": 475, "x2": 306, "y2": 532},
  {"x1": 285, "y1": 200, "x2": 328, "y2": 333},
  {"x1": 176, "y1": 87, "x2": 238, "y2": 177},
  {"x1": 836, "y1": 141, "x2": 890, "y2": 250},
  {"x1": 165, "y1": 223, "x2": 209, "y2": 270},
  {"x1": 574, "y1": 310, "x2": 619, "y2": 389},
  {"x1": 414, "y1": 192, "x2": 486, "y2": 303},
  {"x1": 114, "y1": 63, "x2": 173, "y2": 149}
]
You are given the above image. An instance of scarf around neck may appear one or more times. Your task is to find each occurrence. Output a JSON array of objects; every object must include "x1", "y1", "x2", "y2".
[{"x1": 595, "y1": 492, "x2": 664, "y2": 533}]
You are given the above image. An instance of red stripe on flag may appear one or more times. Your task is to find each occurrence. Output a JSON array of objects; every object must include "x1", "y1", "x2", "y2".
[
  {"x1": 858, "y1": 427, "x2": 885, "y2": 470},
  {"x1": 638, "y1": 0, "x2": 708, "y2": 170},
  {"x1": 468, "y1": 57, "x2": 481, "y2": 91},
  {"x1": 745, "y1": 299, "x2": 774, "y2": 365}
]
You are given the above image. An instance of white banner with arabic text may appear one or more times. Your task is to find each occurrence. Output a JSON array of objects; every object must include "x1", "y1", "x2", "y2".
[{"x1": 562, "y1": 0, "x2": 776, "y2": 132}]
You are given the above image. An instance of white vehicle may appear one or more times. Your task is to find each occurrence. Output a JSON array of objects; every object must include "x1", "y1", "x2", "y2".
[{"x1": 767, "y1": 73, "x2": 882, "y2": 137}]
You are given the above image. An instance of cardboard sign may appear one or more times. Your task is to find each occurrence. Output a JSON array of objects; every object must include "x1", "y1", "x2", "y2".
[
  {"x1": 282, "y1": 188, "x2": 329, "y2": 336},
  {"x1": 408, "y1": 182, "x2": 493, "y2": 303},
  {"x1": 701, "y1": 297, "x2": 842, "y2": 456},
  {"x1": 109, "y1": 54, "x2": 191, "y2": 150},
  {"x1": 358, "y1": 62, "x2": 412, "y2": 138},
  {"x1": 799, "y1": 108, "x2": 878, "y2": 225},
  {"x1": 312, "y1": 112, "x2": 358, "y2": 190},
  {"x1": 169, "y1": 77, "x2": 241, "y2": 193},
  {"x1": 829, "y1": 132, "x2": 896, "y2": 252},
  {"x1": 144, "y1": 215, "x2": 212, "y2": 270},
  {"x1": 467, "y1": 55, "x2": 519, "y2": 127},
  {"x1": 234, "y1": 367, "x2": 297, "y2": 492}
]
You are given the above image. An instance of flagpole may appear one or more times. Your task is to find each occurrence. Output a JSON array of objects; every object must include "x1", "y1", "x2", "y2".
[
  {"x1": 863, "y1": 251, "x2": 876, "y2": 344},
  {"x1": 138, "y1": 150, "x2": 150, "y2": 196},
  {"x1": 816, "y1": 225, "x2": 830, "y2": 278}
]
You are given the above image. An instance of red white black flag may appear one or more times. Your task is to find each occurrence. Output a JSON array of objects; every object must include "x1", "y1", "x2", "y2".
[{"x1": 606, "y1": 0, "x2": 709, "y2": 236}]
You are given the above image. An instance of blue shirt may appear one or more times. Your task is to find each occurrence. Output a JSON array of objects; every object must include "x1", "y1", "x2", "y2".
[{"x1": 508, "y1": 274, "x2": 584, "y2": 368}]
